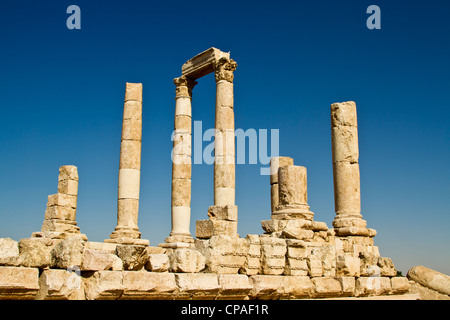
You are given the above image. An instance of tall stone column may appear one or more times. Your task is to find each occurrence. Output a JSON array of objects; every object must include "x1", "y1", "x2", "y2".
[
  {"x1": 330, "y1": 101, "x2": 376, "y2": 237},
  {"x1": 105, "y1": 83, "x2": 149, "y2": 246},
  {"x1": 162, "y1": 76, "x2": 197, "y2": 248}
]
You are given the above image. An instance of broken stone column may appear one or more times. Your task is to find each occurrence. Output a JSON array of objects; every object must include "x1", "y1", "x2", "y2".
[
  {"x1": 330, "y1": 101, "x2": 376, "y2": 237},
  {"x1": 32, "y1": 165, "x2": 87, "y2": 240},
  {"x1": 269, "y1": 157, "x2": 294, "y2": 213},
  {"x1": 162, "y1": 76, "x2": 197, "y2": 248},
  {"x1": 105, "y1": 83, "x2": 149, "y2": 246},
  {"x1": 272, "y1": 164, "x2": 314, "y2": 221}
]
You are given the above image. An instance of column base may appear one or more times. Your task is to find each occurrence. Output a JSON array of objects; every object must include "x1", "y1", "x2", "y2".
[
  {"x1": 333, "y1": 227, "x2": 377, "y2": 237},
  {"x1": 272, "y1": 204, "x2": 314, "y2": 221},
  {"x1": 159, "y1": 234, "x2": 195, "y2": 249},
  {"x1": 105, "y1": 227, "x2": 149, "y2": 246},
  {"x1": 31, "y1": 231, "x2": 88, "y2": 241},
  {"x1": 104, "y1": 237, "x2": 150, "y2": 246}
]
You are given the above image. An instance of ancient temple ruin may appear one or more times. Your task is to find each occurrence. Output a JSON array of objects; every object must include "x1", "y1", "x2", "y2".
[{"x1": 0, "y1": 47, "x2": 432, "y2": 300}]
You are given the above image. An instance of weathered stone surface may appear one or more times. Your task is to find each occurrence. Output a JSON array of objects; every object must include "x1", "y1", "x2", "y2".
[
  {"x1": 279, "y1": 276, "x2": 313, "y2": 299},
  {"x1": 145, "y1": 254, "x2": 169, "y2": 272},
  {"x1": 378, "y1": 257, "x2": 396, "y2": 277},
  {"x1": 391, "y1": 277, "x2": 410, "y2": 294},
  {"x1": 58, "y1": 179, "x2": 79, "y2": 196},
  {"x1": 336, "y1": 254, "x2": 360, "y2": 277},
  {"x1": 336, "y1": 276, "x2": 356, "y2": 295},
  {"x1": 0, "y1": 266, "x2": 39, "y2": 300},
  {"x1": 116, "y1": 245, "x2": 148, "y2": 271},
  {"x1": 282, "y1": 225, "x2": 314, "y2": 240},
  {"x1": 124, "y1": 82, "x2": 142, "y2": 102},
  {"x1": 407, "y1": 265, "x2": 450, "y2": 296},
  {"x1": 0, "y1": 238, "x2": 19, "y2": 266},
  {"x1": 18, "y1": 238, "x2": 59, "y2": 268},
  {"x1": 308, "y1": 245, "x2": 336, "y2": 277},
  {"x1": 269, "y1": 157, "x2": 294, "y2": 185},
  {"x1": 175, "y1": 273, "x2": 220, "y2": 299},
  {"x1": 217, "y1": 274, "x2": 252, "y2": 299},
  {"x1": 359, "y1": 252, "x2": 380, "y2": 276},
  {"x1": 249, "y1": 275, "x2": 283, "y2": 299},
  {"x1": 278, "y1": 165, "x2": 307, "y2": 206},
  {"x1": 121, "y1": 271, "x2": 177, "y2": 299},
  {"x1": 311, "y1": 277, "x2": 342, "y2": 297},
  {"x1": 331, "y1": 126, "x2": 359, "y2": 163},
  {"x1": 47, "y1": 194, "x2": 77, "y2": 208},
  {"x1": 332, "y1": 162, "x2": 360, "y2": 215},
  {"x1": 355, "y1": 277, "x2": 391, "y2": 296},
  {"x1": 207, "y1": 205, "x2": 237, "y2": 221},
  {"x1": 83, "y1": 270, "x2": 123, "y2": 300},
  {"x1": 81, "y1": 249, "x2": 122, "y2": 271},
  {"x1": 36, "y1": 269, "x2": 84, "y2": 300},
  {"x1": 260, "y1": 237, "x2": 286, "y2": 275},
  {"x1": 169, "y1": 248, "x2": 205, "y2": 273},
  {"x1": 51, "y1": 237, "x2": 85, "y2": 269},
  {"x1": 331, "y1": 101, "x2": 358, "y2": 128}
]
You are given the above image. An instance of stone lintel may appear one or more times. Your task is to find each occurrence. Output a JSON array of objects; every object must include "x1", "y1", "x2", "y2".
[{"x1": 181, "y1": 47, "x2": 230, "y2": 80}]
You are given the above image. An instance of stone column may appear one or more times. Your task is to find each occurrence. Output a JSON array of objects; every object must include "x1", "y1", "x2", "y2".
[
  {"x1": 162, "y1": 76, "x2": 197, "y2": 248},
  {"x1": 213, "y1": 57, "x2": 237, "y2": 208},
  {"x1": 273, "y1": 165, "x2": 314, "y2": 221},
  {"x1": 34, "y1": 165, "x2": 87, "y2": 240},
  {"x1": 330, "y1": 101, "x2": 376, "y2": 237},
  {"x1": 106, "y1": 83, "x2": 149, "y2": 246},
  {"x1": 269, "y1": 157, "x2": 294, "y2": 213}
]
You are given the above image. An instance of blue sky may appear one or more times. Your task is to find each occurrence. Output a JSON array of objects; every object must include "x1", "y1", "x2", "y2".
[{"x1": 0, "y1": 0, "x2": 449, "y2": 275}]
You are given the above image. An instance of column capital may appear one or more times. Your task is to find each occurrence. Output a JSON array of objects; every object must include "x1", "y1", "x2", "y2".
[
  {"x1": 173, "y1": 75, "x2": 198, "y2": 98},
  {"x1": 214, "y1": 57, "x2": 237, "y2": 83}
]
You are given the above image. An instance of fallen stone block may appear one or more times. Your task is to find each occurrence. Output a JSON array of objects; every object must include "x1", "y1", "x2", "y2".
[
  {"x1": 51, "y1": 237, "x2": 85, "y2": 269},
  {"x1": 18, "y1": 238, "x2": 60, "y2": 268},
  {"x1": 145, "y1": 253, "x2": 169, "y2": 272},
  {"x1": 336, "y1": 254, "x2": 360, "y2": 277},
  {"x1": 116, "y1": 245, "x2": 148, "y2": 271},
  {"x1": 391, "y1": 277, "x2": 410, "y2": 294},
  {"x1": 0, "y1": 266, "x2": 39, "y2": 300},
  {"x1": 81, "y1": 249, "x2": 122, "y2": 271},
  {"x1": 378, "y1": 257, "x2": 396, "y2": 277},
  {"x1": 169, "y1": 248, "x2": 205, "y2": 273}
]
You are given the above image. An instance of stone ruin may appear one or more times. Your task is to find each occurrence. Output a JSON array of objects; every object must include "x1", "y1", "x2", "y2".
[{"x1": 0, "y1": 47, "x2": 422, "y2": 300}]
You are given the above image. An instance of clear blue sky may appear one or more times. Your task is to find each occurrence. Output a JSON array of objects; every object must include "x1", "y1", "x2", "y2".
[{"x1": 0, "y1": 0, "x2": 449, "y2": 275}]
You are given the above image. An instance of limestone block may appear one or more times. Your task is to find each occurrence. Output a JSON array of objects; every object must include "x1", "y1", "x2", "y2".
[
  {"x1": 51, "y1": 237, "x2": 85, "y2": 269},
  {"x1": 36, "y1": 269, "x2": 84, "y2": 300},
  {"x1": 117, "y1": 198, "x2": 139, "y2": 228},
  {"x1": 172, "y1": 162, "x2": 191, "y2": 179},
  {"x1": 118, "y1": 168, "x2": 140, "y2": 200},
  {"x1": 391, "y1": 277, "x2": 410, "y2": 294},
  {"x1": 360, "y1": 252, "x2": 380, "y2": 276},
  {"x1": 270, "y1": 157, "x2": 294, "y2": 185},
  {"x1": 82, "y1": 270, "x2": 123, "y2": 300},
  {"x1": 282, "y1": 225, "x2": 314, "y2": 240},
  {"x1": 336, "y1": 276, "x2": 356, "y2": 295},
  {"x1": 308, "y1": 245, "x2": 336, "y2": 277},
  {"x1": 196, "y1": 220, "x2": 213, "y2": 239},
  {"x1": 260, "y1": 237, "x2": 286, "y2": 258},
  {"x1": 332, "y1": 216, "x2": 367, "y2": 228},
  {"x1": 145, "y1": 254, "x2": 169, "y2": 272},
  {"x1": 307, "y1": 258, "x2": 323, "y2": 277},
  {"x1": 331, "y1": 126, "x2": 359, "y2": 163},
  {"x1": 279, "y1": 276, "x2": 314, "y2": 299},
  {"x1": 116, "y1": 245, "x2": 148, "y2": 271},
  {"x1": 332, "y1": 162, "x2": 361, "y2": 214},
  {"x1": 181, "y1": 47, "x2": 230, "y2": 80},
  {"x1": 47, "y1": 193, "x2": 77, "y2": 209},
  {"x1": 378, "y1": 257, "x2": 397, "y2": 277},
  {"x1": 215, "y1": 105, "x2": 234, "y2": 130},
  {"x1": 124, "y1": 82, "x2": 142, "y2": 102},
  {"x1": 261, "y1": 219, "x2": 286, "y2": 234},
  {"x1": 310, "y1": 221, "x2": 328, "y2": 231},
  {"x1": 218, "y1": 274, "x2": 252, "y2": 299},
  {"x1": 355, "y1": 277, "x2": 391, "y2": 296},
  {"x1": 169, "y1": 248, "x2": 205, "y2": 273},
  {"x1": 18, "y1": 238, "x2": 59, "y2": 268},
  {"x1": 214, "y1": 163, "x2": 235, "y2": 188},
  {"x1": 121, "y1": 118, "x2": 142, "y2": 141},
  {"x1": 172, "y1": 178, "x2": 191, "y2": 207},
  {"x1": 59, "y1": 165, "x2": 78, "y2": 181},
  {"x1": 284, "y1": 258, "x2": 309, "y2": 276},
  {"x1": 334, "y1": 226, "x2": 369, "y2": 237},
  {"x1": 58, "y1": 179, "x2": 78, "y2": 196},
  {"x1": 81, "y1": 249, "x2": 121, "y2": 271},
  {"x1": 175, "y1": 97, "x2": 192, "y2": 117},
  {"x1": 336, "y1": 254, "x2": 361, "y2": 277},
  {"x1": 241, "y1": 256, "x2": 261, "y2": 275},
  {"x1": 278, "y1": 165, "x2": 307, "y2": 206},
  {"x1": 175, "y1": 273, "x2": 220, "y2": 299},
  {"x1": 207, "y1": 205, "x2": 237, "y2": 221},
  {"x1": 84, "y1": 241, "x2": 118, "y2": 254},
  {"x1": 123, "y1": 100, "x2": 142, "y2": 120},
  {"x1": 270, "y1": 184, "x2": 279, "y2": 213},
  {"x1": 41, "y1": 220, "x2": 80, "y2": 234},
  {"x1": 216, "y1": 80, "x2": 234, "y2": 109},
  {"x1": 0, "y1": 238, "x2": 19, "y2": 266},
  {"x1": 175, "y1": 114, "x2": 191, "y2": 132},
  {"x1": 407, "y1": 265, "x2": 450, "y2": 296},
  {"x1": 311, "y1": 277, "x2": 343, "y2": 297},
  {"x1": 0, "y1": 266, "x2": 39, "y2": 300},
  {"x1": 45, "y1": 206, "x2": 76, "y2": 221},
  {"x1": 249, "y1": 275, "x2": 283, "y2": 299},
  {"x1": 121, "y1": 271, "x2": 177, "y2": 300},
  {"x1": 331, "y1": 101, "x2": 358, "y2": 128},
  {"x1": 119, "y1": 140, "x2": 141, "y2": 170}
]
